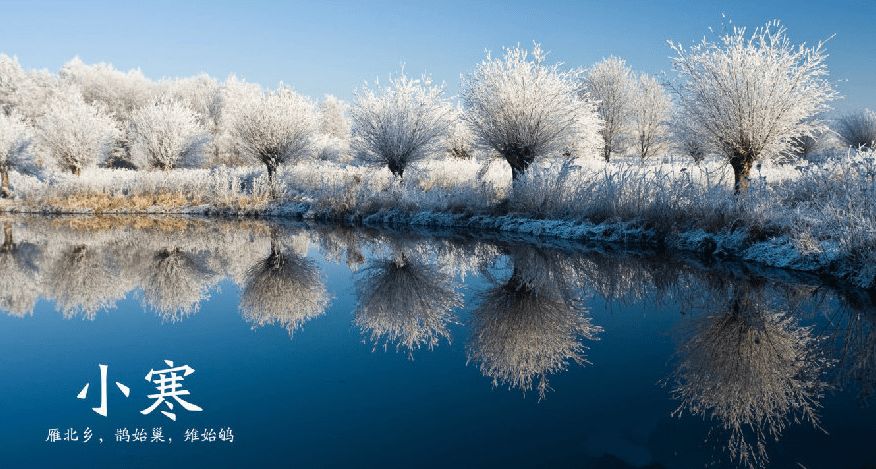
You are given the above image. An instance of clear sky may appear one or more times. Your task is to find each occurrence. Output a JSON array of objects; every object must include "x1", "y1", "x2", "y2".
[{"x1": 1, "y1": 0, "x2": 873, "y2": 111}]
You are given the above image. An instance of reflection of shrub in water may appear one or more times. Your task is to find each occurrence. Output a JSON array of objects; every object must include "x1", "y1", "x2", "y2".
[
  {"x1": 355, "y1": 255, "x2": 461, "y2": 354},
  {"x1": 137, "y1": 247, "x2": 218, "y2": 322},
  {"x1": 0, "y1": 223, "x2": 42, "y2": 317},
  {"x1": 671, "y1": 286, "x2": 831, "y2": 469},
  {"x1": 467, "y1": 248, "x2": 601, "y2": 399},
  {"x1": 240, "y1": 239, "x2": 329, "y2": 336},
  {"x1": 44, "y1": 244, "x2": 130, "y2": 319}
]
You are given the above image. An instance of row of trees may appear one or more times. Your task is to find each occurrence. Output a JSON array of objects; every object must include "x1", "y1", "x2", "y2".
[{"x1": 1, "y1": 20, "x2": 872, "y2": 198}]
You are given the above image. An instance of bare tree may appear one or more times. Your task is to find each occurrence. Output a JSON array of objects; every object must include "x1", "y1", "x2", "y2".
[
  {"x1": 584, "y1": 57, "x2": 635, "y2": 161},
  {"x1": 461, "y1": 44, "x2": 602, "y2": 180},
  {"x1": 669, "y1": 21, "x2": 837, "y2": 192}
]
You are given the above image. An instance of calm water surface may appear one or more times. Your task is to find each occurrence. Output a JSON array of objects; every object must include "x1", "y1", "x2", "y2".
[{"x1": 0, "y1": 216, "x2": 874, "y2": 468}]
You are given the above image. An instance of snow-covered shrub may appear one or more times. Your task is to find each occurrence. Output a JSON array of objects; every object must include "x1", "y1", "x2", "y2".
[
  {"x1": 631, "y1": 73, "x2": 672, "y2": 159},
  {"x1": 0, "y1": 112, "x2": 36, "y2": 197},
  {"x1": 128, "y1": 100, "x2": 209, "y2": 170},
  {"x1": 231, "y1": 86, "x2": 318, "y2": 182},
  {"x1": 670, "y1": 20, "x2": 837, "y2": 192},
  {"x1": 36, "y1": 91, "x2": 119, "y2": 175},
  {"x1": 461, "y1": 43, "x2": 602, "y2": 180},
  {"x1": 834, "y1": 110, "x2": 876, "y2": 150},
  {"x1": 583, "y1": 56, "x2": 635, "y2": 161},
  {"x1": 351, "y1": 71, "x2": 453, "y2": 177}
]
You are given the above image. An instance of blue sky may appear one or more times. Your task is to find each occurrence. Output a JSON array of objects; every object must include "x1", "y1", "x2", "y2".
[{"x1": 1, "y1": 0, "x2": 873, "y2": 111}]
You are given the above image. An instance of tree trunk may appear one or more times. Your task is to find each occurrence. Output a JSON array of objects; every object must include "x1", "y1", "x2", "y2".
[
  {"x1": 602, "y1": 146, "x2": 611, "y2": 163},
  {"x1": 387, "y1": 161, "x2": 405, "y2": 179},
  {"x1": 729, "y1": 152, "x2": 754, "y2": 194},
  {"x1": 72, "y1": 166, "x2": 81, "y2": 176},
  {"x1": 265, "y1": 163, "x2": 277, "y2": 198},
  {"x1": 1, "y1": 168, "x2": 9, "y2": 198},
  {"x1": 505, "y1": 149, "x2": 535, "y2": 181},
  {"x1": 2, "y1": 222, "x2": 11, "y2": 252}
]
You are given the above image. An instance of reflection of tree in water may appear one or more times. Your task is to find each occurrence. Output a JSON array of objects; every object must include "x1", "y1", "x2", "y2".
[
  {"x1": 137, "y1": 247, "x2": 218, "y2": 322},
  {"x1": 240, "y1": 235, "x2": 329, "y2": 336},
  {"x1": 44, "y1": 244, "x2": 130, "y2": 319},
  {"x1": 467, "y1": 247, "x2": 601, "y2": 399},
  {"x1": 354, "y1": 254, "x2": 461, "y2": 355},
  {"x1": 670, "y1": 282, "x2": 831, "y2": 469},
  {"x1": 0, "y1": 222, "x2": 42, "y2": 317},
  {"x1": 829, "y1": 290, "x2": 876, "y2": 404}
]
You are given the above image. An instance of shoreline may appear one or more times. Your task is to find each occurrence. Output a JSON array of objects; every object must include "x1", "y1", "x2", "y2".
[{"x1": 3, "y1": 200, "x2": 872, "y2": 292}]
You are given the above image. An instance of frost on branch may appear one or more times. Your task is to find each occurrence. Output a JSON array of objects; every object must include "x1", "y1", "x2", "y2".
[
  {"x1": 315, "y1": 94, "x2": 352, "y2": 163},
  {"x1": 583, "y1": 56, "x2": 635, "y2": 161},
  {"x1": 128, "y1": 100, "x2": 209, "y2": 170},
  {"x1": 669, "y1": 20, "x2": 837, "y2": 192},
  {"x1": 36, "y1": 90, "x2": 119, "y2": 175},
  {"x1": 631, "y1": 73, "x2": 672, "y2": 159},
  {"x1": 835, "y1": 110, "x2": 876, "y2": 150},
  {"x1": 0, "y1": 112, "x2": 36, "y2": 197},
  {"x1": 231, "y1": 86, "x2": 318, "y2": 182},
  {"x1": 350, "y1": 71, "x2": 453, "y2": 177},
  {"x1": 461, "y1": 44, "x2": 602, "y2": 180}
]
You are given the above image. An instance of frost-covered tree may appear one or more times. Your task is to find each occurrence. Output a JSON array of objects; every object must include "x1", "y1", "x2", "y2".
[
  {"x1": 0, "y1": 54, "x2": 58, "y2": 121},
  {"x1": 835, "y1": 110, "x2": 876, "y2": 150},
  {"x1": 128, "y1": 100, "x2": 209, "y2": 170},
  {"x1": 59, "y1": 57, "x2": 156, "y2": 121},
  {"x1": 36, "y1": 91, "x2": 118, "y2": 175},
  {"x1": 354, "y1": 255, "x2": 461, "y2": 354},
  {"x1": 631, "y1": 73, "x2": 672, "y2": 159},
  {"x1": 159, "y1": 74, "x2": 222, "y2": 128},
  {"x1": 351, "y1": 72, "x2": 453, "y2": 177},
  {"x1": 211, "y1": 75, "x2": 262, "y2": 166},
  {"x1": 447, "y1": 106, "x2": 475, "y2": 159},
  {"x1": 315, "y1": 94, "x2": 351, "y2": 162},
  {"x1": 231, "y1": 86, "x2": 318, "y2": 182},
  {"x1": 669, "y1": 21, "x2": 837, "y2": 192},
  {"x1": 0, "y1": 112, "x2": 36, "y2": 197},
  {"x1": 60, "y1": 58, "x2": 157, "y2": 165},
  {"x1": 584, "y1": 57, "x2": 635, "y2": 161},
  {"x1": 461, "y1": 44, "x2": 602, "y2": 180}
]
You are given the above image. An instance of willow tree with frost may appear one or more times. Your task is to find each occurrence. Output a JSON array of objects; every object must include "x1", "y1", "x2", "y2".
[
  {"x1": 669, "y1": 21, "x2": 837, "y2": 192},
  {"x1": 461, "y1": 44, "x2": 602, "y2": 180}
]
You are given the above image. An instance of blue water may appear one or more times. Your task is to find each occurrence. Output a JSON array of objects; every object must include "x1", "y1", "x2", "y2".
[{"x1": 0, "y1": 216, "x2": 874, "y2": 468}]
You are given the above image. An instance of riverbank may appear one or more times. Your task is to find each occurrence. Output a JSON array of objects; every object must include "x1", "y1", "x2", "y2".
[{"x1": 2, "y1": 152, "x2": 874, "y2": 290}]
